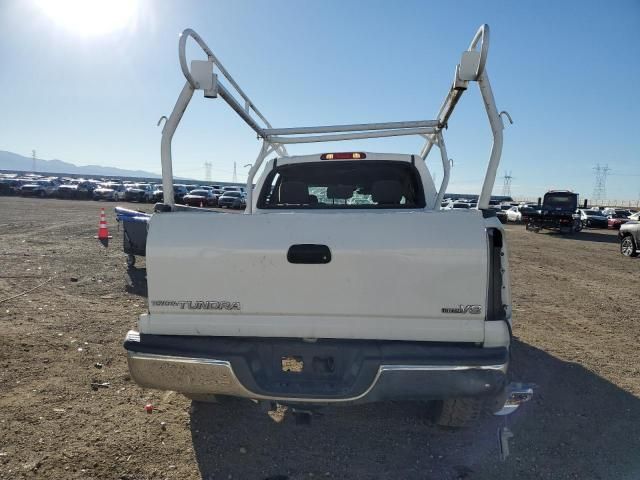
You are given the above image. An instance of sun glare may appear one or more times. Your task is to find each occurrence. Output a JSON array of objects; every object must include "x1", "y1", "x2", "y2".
[{"x1": 36, "y1": 0, "x2": 138, "y2": 36}]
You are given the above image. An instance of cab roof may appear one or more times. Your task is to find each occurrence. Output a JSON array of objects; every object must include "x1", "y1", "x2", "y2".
[{"x1": 275, "y1": 152, "x2": 417, "y2": 166}]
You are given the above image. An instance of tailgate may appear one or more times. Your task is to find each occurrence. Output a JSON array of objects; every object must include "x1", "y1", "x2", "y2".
[{"x1": 143, "y1": 210, "x2": 489, "y2": 342}]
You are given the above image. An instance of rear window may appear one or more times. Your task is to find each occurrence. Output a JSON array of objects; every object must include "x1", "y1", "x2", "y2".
[
  {"x1": 258, "y1": 160, "x2": 425, "y2": 209},
  {"x1": 544, "y1": 193, "x2": 577, "y2": 209},
  {"x1": 223, "y1": 192, "x2": 242, "y2": 198}
]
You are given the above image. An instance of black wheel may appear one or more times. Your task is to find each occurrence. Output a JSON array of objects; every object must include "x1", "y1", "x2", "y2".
[
  {"x1": 620, "y1": 235, "x2": 638, "y2": 257},
  {"x1": 573, "y1": 220, "x2": 582, "y2": 232},
  {"x1": 126, "y1": 254, "x2": 136, "y2": 267},
  {"x1": 432, "y1": 397, "x2": 485, "y2": 428},
  {"x1": 39, "y1": 190, "x2": 46, "y2": 198}
]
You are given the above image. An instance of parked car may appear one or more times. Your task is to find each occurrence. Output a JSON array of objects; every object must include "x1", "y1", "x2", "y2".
[
  {"x1": 519, "y1": 204, "x2": 540, "y2": 224},
  {"x1": 222, "y1": 186, "x2": 244, "y2": 193},
  {"x1": 183, "y1": 189, "x2": 217, "y2": 207},
  {"x1": 608, "y1": 211, "x2": 630, "y2": 230},
  {"x1": 151, "y1": 185, "x2": 164, "y2": 202},
  {"x1": 579, "y1": 209, "x2": 609, "y2": 229},
  {"x1": 506, "y1": 206, "x2": 522, "y2": 223},
  {"x1": 619, "y1": 220, "x2": 640, "y2": 257},
  {"x1": 124, "y1": 183, "x2": 154, "y2": 203},
  {"x1": 172, "y1": 184, "x2": 189, "y2": 203},
  {"x1": 442, "y1": 201, "x2": 470, "y2": 210},
  {"x1": 0, "y1": 178, "x2": 24, "y2": 195},
  {"x1": 57, "y1": 180, "x2": 96, "y2": 199},
  {"x1": 93, "y1": 182, "x2": 126, "y2": 201},
  {"x1": 495, "y1": 208, "x2": 508, "y2": 224},
  {"x1": 217, "y1": 191, "x2": 246, "y2": 209},
  {"x1": 628, "y1": 211, "x2": 640, "y2": 222},
  {"x1": 20, "y1": 179, "x2": 58, "y2": 197}
]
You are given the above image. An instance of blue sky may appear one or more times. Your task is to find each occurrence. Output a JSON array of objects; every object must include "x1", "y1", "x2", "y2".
[{"x1": 0, "y1": 0, "x2": 638, "y2": 199}]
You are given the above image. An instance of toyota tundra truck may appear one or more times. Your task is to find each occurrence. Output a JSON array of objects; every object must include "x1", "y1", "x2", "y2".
[{"x1": 124, "y1": 25, "x2": 532, "y2": 427}]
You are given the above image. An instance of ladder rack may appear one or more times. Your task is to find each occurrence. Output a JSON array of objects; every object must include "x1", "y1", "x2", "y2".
[{"x1": 159, "y1": 24, "x2": 510, "y2": 211}]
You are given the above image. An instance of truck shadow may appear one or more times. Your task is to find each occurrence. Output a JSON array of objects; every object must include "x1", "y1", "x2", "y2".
[
  {"x1": 124, "y1": 266, "x2": 147, "y2": 297},
  {"x1": 189, "y1": 339, "x2": 640, "y2": 480},
  {"x1": 550, "y1": 230, "x2": 620, "y2": 244}
]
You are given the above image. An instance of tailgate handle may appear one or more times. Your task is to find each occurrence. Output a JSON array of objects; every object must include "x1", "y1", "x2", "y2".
[{"x1": 287, "y1": 244, "x2": 331, "y2": 264}]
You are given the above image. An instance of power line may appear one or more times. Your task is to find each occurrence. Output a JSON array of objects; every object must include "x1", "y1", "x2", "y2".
[
  {"x1": 592, "y1": 164, "x2": 611, "y2": 201},
  {"x1": 501, "y1": 171, "x2": 513, "y2": 197}
]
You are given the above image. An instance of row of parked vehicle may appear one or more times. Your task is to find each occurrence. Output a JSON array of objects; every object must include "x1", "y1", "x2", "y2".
[
  {"x1": 441, "y1": 195, "x2": 639, "y2": 232},
  {"x1": 578, "y1": 207, "x2": 639, "y2": 229},
  {"x1": 0, "y1": 173, "x2": 248, "y2": 209},
  {"x1": 440, "y1": 198, "x2": 539, "y2": 224}
]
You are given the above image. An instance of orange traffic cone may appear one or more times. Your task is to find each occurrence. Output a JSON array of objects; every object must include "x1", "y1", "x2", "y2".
[
  {"x1": 95, "y1": 208, "x2": 112, "y2": 240},
  {"x1": 199, "y1": 200, "x2": 204, "y2": 208}
]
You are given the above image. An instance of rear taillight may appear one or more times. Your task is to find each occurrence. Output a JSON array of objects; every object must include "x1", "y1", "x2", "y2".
[{"x1": 320, "y1": 152, "x2": 366, "y2": 160}]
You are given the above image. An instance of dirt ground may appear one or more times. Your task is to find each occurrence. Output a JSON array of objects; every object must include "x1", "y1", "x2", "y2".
[{"x1": 0, "y1": 196, "x2": 638, "y2": 480}]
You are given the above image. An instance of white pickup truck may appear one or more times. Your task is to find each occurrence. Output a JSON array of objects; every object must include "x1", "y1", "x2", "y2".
[{"x1": 124, "y1": 25, "x2": 532, "y2": 428}]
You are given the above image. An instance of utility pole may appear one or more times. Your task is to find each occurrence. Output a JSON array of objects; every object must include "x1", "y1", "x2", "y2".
[
  {"x1": 204, "y1": 161, "x2": 212, "y2": 182},
  {"x1": 31, "y1": 150, "x2": 37, "y2": 174},
  {"x1": 501, "y1": 171, "x2": 513, "y2": 197},
  {"x1": 592, "y1": 164, "x2": 611, "y2": 203},
  {"x1": 232, "y1": 161, "x2": 237, "y2": 183}
]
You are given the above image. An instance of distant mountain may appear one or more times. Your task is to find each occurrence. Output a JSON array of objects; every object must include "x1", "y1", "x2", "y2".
[{"x1": 0, "y1": 150, "x2": 161, "y2": 179}]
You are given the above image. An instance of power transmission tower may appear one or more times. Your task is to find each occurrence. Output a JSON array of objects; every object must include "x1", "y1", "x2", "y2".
[
  {"x1": 204, "y1": 161, "x2": 212, "y2": 182},
  {"x1": 501, "y1": 171, "x2": 513, "y2": 197},
  {"x1": 32, "y1": 150, "x2": 37, "y2": 173},
  {"x1": 592, "y1": 164, "x2": 611, "y2": 202},
  {"x1": 232, "y1": 161, "x2": 237, "y2": 183}
]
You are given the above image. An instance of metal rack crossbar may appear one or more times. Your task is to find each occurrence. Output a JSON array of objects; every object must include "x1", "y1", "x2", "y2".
[{"x1": 159, "y1": 24, "x2": 510, "y2": 211}]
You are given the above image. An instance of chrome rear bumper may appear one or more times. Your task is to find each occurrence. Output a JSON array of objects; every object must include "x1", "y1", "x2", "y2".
[{"x1": 125, "y1": 331, "x2": 510, "y2": 404}]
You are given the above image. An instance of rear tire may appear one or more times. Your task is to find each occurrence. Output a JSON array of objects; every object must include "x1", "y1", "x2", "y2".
[
  {"x1": 126, "y1": 254, "x2": 136, "y2": 267},
  {"x1": 573, "y1": 220, "x2": 582, "y2": 232},
  {"x1": 432, "y1": 397, "x2": 484, "y2": 428},
  {"x1": 620, "y1": 235, "x2": 638, "y2": 257}
]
